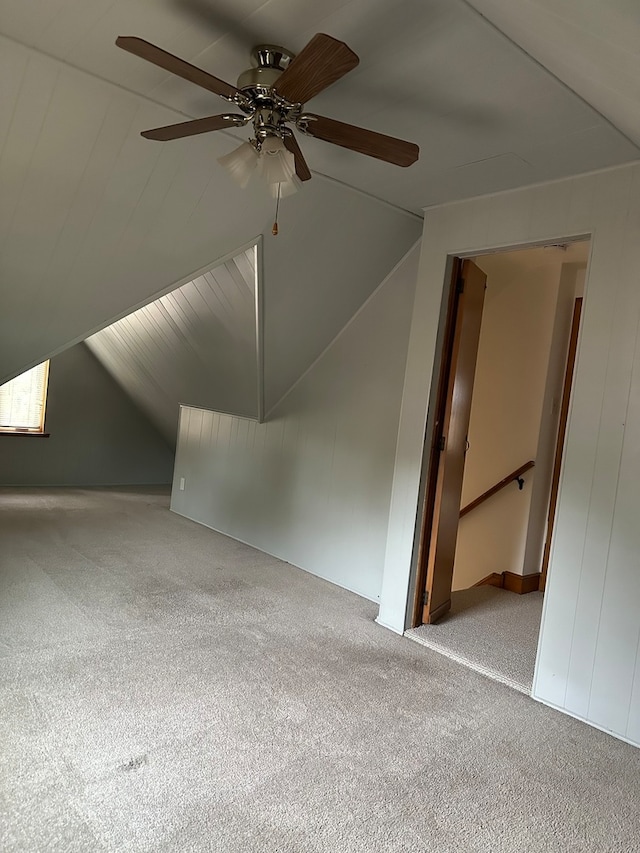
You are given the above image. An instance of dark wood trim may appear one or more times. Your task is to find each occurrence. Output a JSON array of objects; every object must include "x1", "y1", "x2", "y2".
[
  {"x1": 459, "y1": 460, "x2": 534, "y2": 518},
  {"x1": 418, "y1": 260, "x2": 487, "y2": 626},
  {"x1": 503, "y1": 571, "x2": 541, "y2": 594},
  {"x1": 0, "y1": 431, "x2": 50, "y2": 438},
  {"x1": 425, "y1": 598, "x2": 451, "y2": 624},
  {"x1": 539, "y1": 297, "x2": 583, "y2": 593},
  {"x1": 411, "y1": 258, "x2": 463, "y2": 628},
  {"x1": 473, "y1": 571, "x2": 540, "y2": 594},
  {"x1": 473, "y1": 572, "x2": 504, "y2": 588}
]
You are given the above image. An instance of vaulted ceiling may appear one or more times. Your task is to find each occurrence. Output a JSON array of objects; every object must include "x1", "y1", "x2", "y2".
[{"x1": 1, "y1": 0, "x2": 639, "y2": 392}]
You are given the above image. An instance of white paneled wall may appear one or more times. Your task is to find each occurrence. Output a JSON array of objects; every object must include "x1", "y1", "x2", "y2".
[
  {"x1": 379, "y1": 162, "x2": 640, "y2": 746},
  {"x1": 86, "y1": 246, "x2": 259, "y2": 443},
  {"x1": 171, "y1": 245, "x2": 420, "y2": 602}
]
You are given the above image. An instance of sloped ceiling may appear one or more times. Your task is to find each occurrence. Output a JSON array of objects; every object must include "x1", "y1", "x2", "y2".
[
  {"x1": 466, "y1": 0, "x2": 640, "y2": 147},
  {"x1": 0, "y1": 31, "x2": 421, "y2": 387},
  {"x1": 86, "y1": 246, "x2": 260, "y2": 444},
  {"x1": 1, "y1": 0, "x2": 639, "y2": 389}
]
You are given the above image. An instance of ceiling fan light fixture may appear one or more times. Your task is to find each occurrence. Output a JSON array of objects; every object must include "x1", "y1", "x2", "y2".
[
  {"x1": 257, "y1": 137, "x2": 297, "y2": 186},
  {"x1": 217, "y1": 141, "x2": 259, "y2": 188},
  {"x1": 118, "y1": 33, "x2": 418, "y2": 235},
  {"x1": 119, "y1": 33, "x2": 419, "y2": 191},
  {"x1": 218, "y1": 137, "x2": 299, "y2": 196}
]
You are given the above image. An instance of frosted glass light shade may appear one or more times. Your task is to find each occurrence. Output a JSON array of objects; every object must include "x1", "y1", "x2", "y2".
[
  {"x1": 257, "y1": 137, "x2": 297, "y2": 186},
  {"x1": 218, "y1": 137, "x2": 301, "y2": 196},
  {"x1": 217, "y1": 142, "x2": 259, "y2": 188},
  {"x1": 269, "y1": 175, "x2": 301, "y2": 197}
]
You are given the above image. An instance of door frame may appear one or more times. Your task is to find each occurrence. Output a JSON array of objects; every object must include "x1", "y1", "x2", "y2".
[
  {"x1": 408, "y1": 240, "x2": 590, "y2": 630},
  {"x1": 411, "y1": 258, "x2": 487, "y2": 625},
  {"x1": 410, "y1": 257, "x2": 462, "y2": 626},
  {"x1": 539, "y1": 296, "x2": 583, "y2": 592}
]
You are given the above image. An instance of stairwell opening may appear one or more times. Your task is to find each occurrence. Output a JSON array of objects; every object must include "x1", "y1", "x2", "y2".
[{"x1": 407, "y1": 238, "x2": 590, "y2": 693}]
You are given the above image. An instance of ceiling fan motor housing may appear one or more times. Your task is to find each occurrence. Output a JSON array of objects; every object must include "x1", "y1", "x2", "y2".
[
  {"x1": 234, "y1": 45, "x2": 303, "y2": 146},
  {"x1": 236, "y1": 45, "x2": 295, "y2": 96}
]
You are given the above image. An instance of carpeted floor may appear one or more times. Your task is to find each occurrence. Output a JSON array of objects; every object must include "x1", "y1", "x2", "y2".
[
  {"x1": 1, "y1": 487, "x2": 639, "y2": 853},
  {"x1": 405, "y1": 586, "x2": 544, "y2": 693}
]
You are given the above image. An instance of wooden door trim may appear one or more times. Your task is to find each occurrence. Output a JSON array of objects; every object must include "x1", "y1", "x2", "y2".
[
  {"x1": 539, "y1": 297, "x2": 583, "y2": 592},
  {"x1": 412, "y1": 259, "x2": 486, "y2": 626},
  {"x1": 422, "y1": 261, "x2": 486, "y2": 623},
  {"x1": 410, "y1": 258, "x2": 462, "y2": 628},
  {"x1": 427, "y1": 600, "x2": 452, "y2": 623}
]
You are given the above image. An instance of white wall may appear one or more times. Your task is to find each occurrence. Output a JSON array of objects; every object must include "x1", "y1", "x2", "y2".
[
  {"x1": 379, "y1": 161, "x2": 640, "y2": 747},
  {"x1": 87, "y1": 246, "x2": 260, "y2": 444},
  {"x1": 452, "y1": 248, "x2": 564, "y2": 589},
  {"x1": 170, "y1": 244, "x2": 420, "y2": 602}
]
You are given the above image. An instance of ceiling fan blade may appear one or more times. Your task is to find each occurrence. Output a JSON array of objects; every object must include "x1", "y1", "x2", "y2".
[
  {"x1": 116, "y1": 36, "x2": 243, "y2": 102},
  {"x1": 141, "y1": 114, "x2": 248, "y2": 141},
  {"x1": 274, "y1": 33, "x2": 359, "y2": 105},
  {"x1": 299, "y1": 114, "x2": 419, "y2": 167},
  {"x1": 283, "y1": 133, "x2": 312, "y2": 181}
]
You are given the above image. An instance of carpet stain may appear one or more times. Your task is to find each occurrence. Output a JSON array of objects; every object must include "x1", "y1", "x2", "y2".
[{"x1": 119, "y1": 754, "x2": 148, "y2": 772}]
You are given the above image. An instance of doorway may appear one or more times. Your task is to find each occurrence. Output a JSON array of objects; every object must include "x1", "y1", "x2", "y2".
[{"x1": 407, "y1": 239, "x2": 589, "y2": 690}]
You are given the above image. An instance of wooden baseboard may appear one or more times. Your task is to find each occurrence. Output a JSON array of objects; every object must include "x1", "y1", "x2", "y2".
[
  {"x1": 502, "y1": 571, "x2": 541, "y2": 594},
  {"x1": 474, "y1": 573, "x2": 504, "y2": 588},
  {"x1": 474, "y1": 571, "x2": 540, "y2": 594}
]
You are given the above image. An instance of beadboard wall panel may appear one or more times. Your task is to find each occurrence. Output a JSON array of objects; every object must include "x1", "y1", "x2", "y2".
[
  {"x1": 378, "y1": 162, "x2": 640, "y2": 745},
  {"x1": 171, "y1": 244, "x2": 420, "y2": 602},
  {"x1": 86, "y1": 246, "x2": 259, "y2": 444}
]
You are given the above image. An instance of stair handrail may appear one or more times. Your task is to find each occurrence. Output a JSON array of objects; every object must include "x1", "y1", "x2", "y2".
[{"x1": 460, "y1": 460, "x2": 535, "y2": 518}]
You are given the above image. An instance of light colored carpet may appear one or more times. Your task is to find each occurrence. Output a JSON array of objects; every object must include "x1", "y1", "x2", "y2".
[
  {"x1": 1, "y1": 487, "x2": 639, "y2": 853},
  {"x1": 405, "y1": 586, "x2": 544, "y2": 694}
]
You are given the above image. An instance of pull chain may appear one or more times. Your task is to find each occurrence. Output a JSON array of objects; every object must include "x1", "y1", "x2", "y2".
[{"x1": 272, "y1": 183, "x2": 281, "y2": 236}]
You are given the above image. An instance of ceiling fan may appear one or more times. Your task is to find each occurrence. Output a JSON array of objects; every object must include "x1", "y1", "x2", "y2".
[{"x1": 115, "y1": 32, "x2": 420, "y2": 196}]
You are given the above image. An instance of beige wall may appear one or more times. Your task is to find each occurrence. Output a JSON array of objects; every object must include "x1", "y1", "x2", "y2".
[{"x1": 452, "y1": 245, "x2": 587, "y2": 589}]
